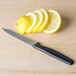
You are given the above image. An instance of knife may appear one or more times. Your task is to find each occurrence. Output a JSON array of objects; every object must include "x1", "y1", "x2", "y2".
[{"x1": 3, "y1": 28, "x2": 73, "y2": 65}]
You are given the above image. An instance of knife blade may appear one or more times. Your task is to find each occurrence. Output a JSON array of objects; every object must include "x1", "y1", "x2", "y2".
[
  {"x1": 3, "y1": 28, "x2": 73, "y2": 65},
  {"x1": 3, "y1": 28, "x2": 37, "y2": 45}
]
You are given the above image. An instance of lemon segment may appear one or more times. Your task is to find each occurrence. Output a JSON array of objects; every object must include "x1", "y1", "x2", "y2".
[
  {"x1": 43, "y1": 10, "x2": 61, "y2": 34},
  {"x1": 38, "y1": 9, "x2": 49, "y2": 32},
  {"x1": 16, "y1": 16, "x2": 31, "y2": 35},
  {"x1": 33, "y1": 10, "x2": 44, "y2": 32},
  {"x1": 26, "y1": 12, "x2": 38, "y2": 33}
]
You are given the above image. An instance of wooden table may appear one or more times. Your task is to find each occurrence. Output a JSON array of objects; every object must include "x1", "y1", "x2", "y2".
[{"x1": 0, "y1": 0, "x2": 76, "y2": 76}]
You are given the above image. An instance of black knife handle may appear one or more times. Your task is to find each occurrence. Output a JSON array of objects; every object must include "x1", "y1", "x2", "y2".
[{"x1": 33, "y1": 43, "x2": 73, "y2": 65}]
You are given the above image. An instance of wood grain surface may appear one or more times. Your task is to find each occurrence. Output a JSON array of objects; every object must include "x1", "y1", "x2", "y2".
[{"x1": 0, "y1": 0, "x2": 76, "y2": 76}]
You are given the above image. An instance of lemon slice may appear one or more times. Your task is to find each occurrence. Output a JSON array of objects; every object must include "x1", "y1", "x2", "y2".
[
  {"x1": 16, "y1": 16, "x2": 31, "y2": 35},
  {"x1": 26, "y1": 12, "x2": 38, "y2": 33},
  {"x1": 38, "y1": 9, "x2": 49, "y2": 32},
  {"x1": 43, "y1": 10, "x2": 61, "y2": 33},
  {"x1": 33, "y1": 10, "x2": 44, "y2": 32}
]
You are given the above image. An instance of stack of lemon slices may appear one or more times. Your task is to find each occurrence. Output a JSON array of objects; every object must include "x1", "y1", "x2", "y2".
[{"x1": 16, "y1": 9, "x2": 62, "y2": 35}]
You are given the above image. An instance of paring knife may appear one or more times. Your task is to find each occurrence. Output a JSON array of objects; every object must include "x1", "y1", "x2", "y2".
[{"x1": 3, "y1": 28, "x2": 73, "y2": 65}]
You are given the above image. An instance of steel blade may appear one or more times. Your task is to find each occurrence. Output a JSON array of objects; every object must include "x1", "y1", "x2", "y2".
[{"x1": 3, "y1": 28, "x2": 37, "y2": 45}]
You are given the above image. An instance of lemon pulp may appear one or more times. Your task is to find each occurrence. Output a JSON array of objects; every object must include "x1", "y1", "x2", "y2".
[
  {"x1": 33, "y1": 10, "x2": 44, "y2": 32},
  {"x1": 26, "y1": 12, "x2": 38, "y2": 33},
  {"x1": 44, "y1": 10, "x2": 61, "y2": 33},
  {"x1": 38, "y1": 9, "x2": 49, "y2": 32}
]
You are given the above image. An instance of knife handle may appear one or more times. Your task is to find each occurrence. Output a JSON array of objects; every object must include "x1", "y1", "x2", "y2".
[{"x1": 33, "y1": 43, "x2": 73, "y2": 65}]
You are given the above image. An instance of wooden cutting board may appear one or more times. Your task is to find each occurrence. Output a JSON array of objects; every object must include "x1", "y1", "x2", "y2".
[{"x1": 0, "y1": 0, "x2": 76, "y2": 76}]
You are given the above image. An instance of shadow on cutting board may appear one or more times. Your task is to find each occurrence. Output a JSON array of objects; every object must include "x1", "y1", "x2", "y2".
[{"x1": 59, "y1": 16, "x2": 70, "y2": 32}]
